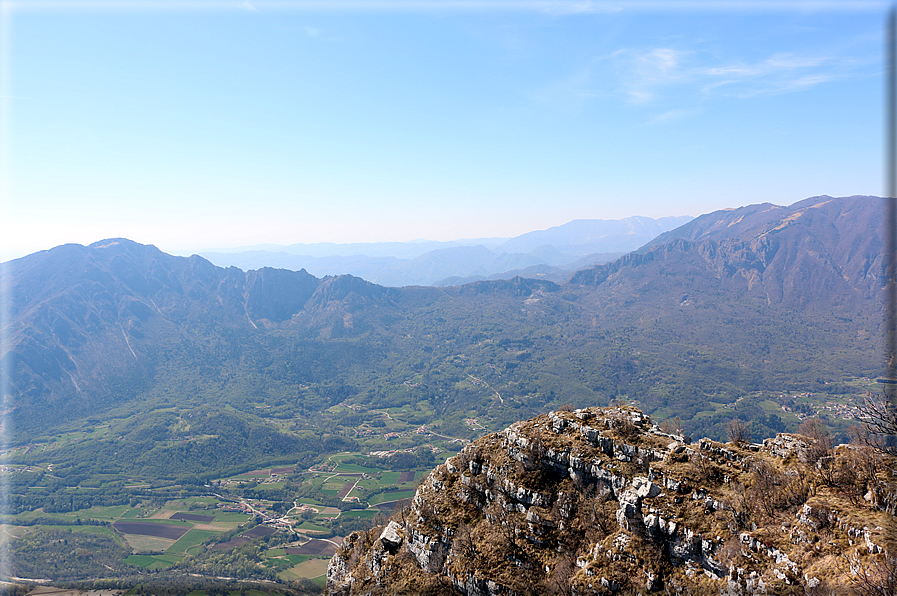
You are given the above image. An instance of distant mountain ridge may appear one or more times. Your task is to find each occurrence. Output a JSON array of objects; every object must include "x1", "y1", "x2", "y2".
[{"x1": 195, "y1": 215, "x2": 693, "y2": 287}]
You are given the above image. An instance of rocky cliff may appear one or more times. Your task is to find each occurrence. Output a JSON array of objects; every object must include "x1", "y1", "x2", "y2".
[{"x1": 327, "y1": 406, "x2": 896, "y2": 595}]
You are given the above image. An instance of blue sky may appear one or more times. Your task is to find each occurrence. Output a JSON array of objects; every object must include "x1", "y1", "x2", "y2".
[{"x1": 0, "y1": 0, "x2": 887, "y2": 260}]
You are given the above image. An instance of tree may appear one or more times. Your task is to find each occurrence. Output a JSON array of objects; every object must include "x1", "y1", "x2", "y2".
[
  {"x1": 851, "y1": 553, "x2": 897, "y2": 596},
  {"x1": 799, "y1": 418, "x2": 833, "y2": 463},
  {"x1": 854, "y1": 392, "x2": 897, "y2": 454},
  {"x1": 726, "y1": 419, "x2": 750, "y2": 446},
  {"x1": 452, "y1": 523, "x2": 478, "y2": 567}
]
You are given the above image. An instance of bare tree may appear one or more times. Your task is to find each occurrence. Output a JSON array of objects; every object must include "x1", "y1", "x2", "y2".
[
  {"x1": 451, "y1": 523, "x2": 479, "y2": 566},
  {"x1": 854, "y1": 392, "x2": 897, "y2": 455},
  {"x1": 799, "y1": 418, "x2": 834, "y2": 463},
  {"x1": 851, "y1": 554, "x2": 897, "y2": 596},
  {"x1": 659, "y1": 416, "x2": 684, "y2": 436},
  {"x1": 727, "y1": 419, "x2": 750, "y2": 446},
  {"x1": 547, "y1": 556, "x2": 576, "y2": 596},
  {"x1": 750, "y1": 460, "x2": 780, "y2": 518},
  {"x1": 485, "y1": 498, "x2": 523, "y2": 560},
  {"x1": 727, "y1": 479, "x2": 753, "y2": 531}
]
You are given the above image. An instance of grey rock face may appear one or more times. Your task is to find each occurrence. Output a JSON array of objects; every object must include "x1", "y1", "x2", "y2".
[
  {"x1": 327, "y1": 407, "x2": 888, "y2": 596},
  {"x1": 379, "y1": 520, "x2": 404, "y2": 552}
]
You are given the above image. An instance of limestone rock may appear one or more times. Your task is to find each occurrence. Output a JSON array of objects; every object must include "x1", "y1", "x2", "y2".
[
  {"x1": 379, "y1": 520, "x2": 404, "y2": 552},
  {"x1": 326, "y1": 406, "x2": 897, "y2": 596}
]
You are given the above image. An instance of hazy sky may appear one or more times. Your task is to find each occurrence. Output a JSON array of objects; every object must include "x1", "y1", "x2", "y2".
[{"x1": 0, "y1": 0, "x2": 886, "y2": 260}]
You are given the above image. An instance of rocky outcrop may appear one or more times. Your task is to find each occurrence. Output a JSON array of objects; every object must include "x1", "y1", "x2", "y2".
[{"x1": 327, "y1": 407, "x2": 896, "y2": 595}]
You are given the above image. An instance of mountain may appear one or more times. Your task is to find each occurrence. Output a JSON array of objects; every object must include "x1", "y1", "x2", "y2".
[
  {"x1": 196, "y1": 215, "x2": 693, "y2": 287},
  {"x1": 574, "y1": 194, "x2": 881, "y2": 316},
  {"x1": 498, "y1": 215, "x2": 693, "y2": 254},
  {"x1": 3, "y1": 238, "x2": 382, "y2": 430},
  {"x1": 327, "y1": 405, "x2": 896, "y2": 595},
  {"x1": 0, "y1": 196, "x2": 885, "y2": 445}
]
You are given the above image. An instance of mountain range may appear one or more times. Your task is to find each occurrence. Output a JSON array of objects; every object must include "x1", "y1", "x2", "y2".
[
  {"x1": 0, "y1": 195, "x2": 884, "y2": 443},
  {"x1": 195, "y1": 215, "x2": 694, "y2": 287}
]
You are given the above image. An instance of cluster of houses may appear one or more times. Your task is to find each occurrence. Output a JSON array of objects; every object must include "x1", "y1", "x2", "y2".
[
  {"x1": 354, "y1": 425, "x2": 429, "y2": 439},
  {"x1": 465, "y1": 417, "x2": 487, "y2": 430},
  {"x1": 217, "y1": 500, "x2": 298, "y2": 532},
  {"x1": 368, "y1": 446, "x2": 418, "y2": 458},
  {"x1": 368, "y1": 444, "x2": 439, "y2": 459},
  {"x1": 775, "y1": 392, "x2": 864, "y2": 422}
]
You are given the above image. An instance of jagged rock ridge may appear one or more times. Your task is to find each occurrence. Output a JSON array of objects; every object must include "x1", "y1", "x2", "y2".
[{"x1": 328, "y1": 407, "x2": 896, "y2": 595}]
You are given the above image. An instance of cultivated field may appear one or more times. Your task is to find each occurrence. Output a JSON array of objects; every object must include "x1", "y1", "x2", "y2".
[{"x1": 113, "y1": 521, "x2": 190, "y2": 539}]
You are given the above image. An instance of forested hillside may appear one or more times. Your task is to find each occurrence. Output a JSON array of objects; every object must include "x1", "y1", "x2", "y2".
[{"x1": 1, "y1": 195, "x2": 884, "y2": 449}]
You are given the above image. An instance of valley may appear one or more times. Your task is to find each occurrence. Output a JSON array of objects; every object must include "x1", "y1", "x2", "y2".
[
  {"x1": 0, "y1": 377, "x2": 872, "y2": 591},
  {"x1": 0, "y1": 195, "x2": 892, "y2": 593}
]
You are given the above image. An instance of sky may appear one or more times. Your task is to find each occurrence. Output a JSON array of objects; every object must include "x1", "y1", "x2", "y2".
[{"x1": 0, "y1": 0, "x2": 888, "y2": 260}]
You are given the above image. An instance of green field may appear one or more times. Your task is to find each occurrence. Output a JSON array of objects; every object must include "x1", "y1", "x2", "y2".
[
  {"x1": 166, "y1": 529, "x2": 221, "y2": 555},
  {"x1": 265, "y1": 552, "x2": 309, "y2": 567},
  {"x1": 72, "y1": 504, "x2": 132, "y2": 520},
  {"x1": 41, "y1": 524, "x2": 121, "y2": 542},
  {"x1": 278, "y1": 557, "x2": 330, "y2": 581},
  {"x1": 295, "y1": 498, "x2": 325, "y2": 506},
  {"x1": 332, "y1": 461, "x2": 379, "y2": 473},
  {"x1": 340, "y1": 509, "x2": 378, "y2": 519},
  {"x1": 369, "y1": 490, "x2": 415, "y2": 505},
  {"x1": 165, "y1": 497, "x2": 220, "y2": 508},
  {"x1": 296, "y1": 521, "x2": 330, "y2": 532},
  {"x1": 254, "y1": 482, "x2": 285, "y2": 490},
  {"x1": 378, "y1": 471, "x2": 400, "y2": 484},
  {"x1": 125, "y1": 553, "x2": 184, "y2": 570},
  {"x1": 127, "y1": 518, "x2": 193, "y2": 526}
]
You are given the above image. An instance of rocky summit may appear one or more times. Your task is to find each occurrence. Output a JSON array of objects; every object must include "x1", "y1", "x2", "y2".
[{"x1": 327, "y1": 407, "x2": 896, "y2": 595}]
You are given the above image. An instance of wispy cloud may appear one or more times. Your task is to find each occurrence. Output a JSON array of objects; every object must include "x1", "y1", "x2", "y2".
[
  {"x1": 647, "y1": 107, "x2": 699, "y2": 124},
  {"x1": 614, "y1": 47, "x2": 856, "y2": 104},
  {"x1": 533, "y1": 40, "x2": 873, "y2": 124},
  {"x1": 617, "y1": 47, "x2": 692, "y2": 104},
  {"x1": 699, "y1": 52, "x2": 854, "y2": 97},
  {"x1": 304, "y1": 26, "x2": 320, "y2": 36}
]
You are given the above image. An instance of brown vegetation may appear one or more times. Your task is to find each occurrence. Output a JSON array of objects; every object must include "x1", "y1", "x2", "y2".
[{"x1": 327, "y1": 406, "x2": 897, "y2": 596}]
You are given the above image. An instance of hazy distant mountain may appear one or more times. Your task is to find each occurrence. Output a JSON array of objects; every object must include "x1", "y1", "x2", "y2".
[
  {"x1": 196, "y1": 215, "x2": 693, "y2": 287},
  {"x1": 498, "y1": 215, "x2": 693, "y2": 254}
]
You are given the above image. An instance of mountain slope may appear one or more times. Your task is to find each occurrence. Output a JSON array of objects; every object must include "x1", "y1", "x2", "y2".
[
  {"x1": 637, "y1": 195, "x2": 881, "y2": 306},
  {"x1": 3, "y1": 239, "x2": 391, "y2": 430}
]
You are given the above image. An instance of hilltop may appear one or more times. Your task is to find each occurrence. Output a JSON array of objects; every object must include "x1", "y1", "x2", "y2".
[{"x1": 327, "y1": 406, "x2": 897, "y2": 595}]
